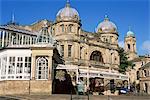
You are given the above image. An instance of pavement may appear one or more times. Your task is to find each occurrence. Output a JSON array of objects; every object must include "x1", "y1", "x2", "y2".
[{"x1": 0, "y1": 94, "x2": 150, "y2": 100}]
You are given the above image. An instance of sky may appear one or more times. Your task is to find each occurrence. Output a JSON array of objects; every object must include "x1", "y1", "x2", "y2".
[{"x1": 0, "y1": 0, "x2": 150, "y2": 55}]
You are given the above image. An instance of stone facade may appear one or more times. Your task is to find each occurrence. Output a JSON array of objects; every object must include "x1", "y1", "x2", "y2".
[
  {"x1": 1, "y1": 1, "x2": 146, "y2": 96},
  {"x1": 0, "y1": 80, "x2": 52, "y2": 95},
  {"x1": 139, "y1": 62, "x2": 150, "y2": 94}
]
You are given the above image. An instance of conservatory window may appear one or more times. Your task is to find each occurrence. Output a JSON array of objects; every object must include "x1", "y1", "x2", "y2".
[
  {"x1": 23, "y1": 35, "x2": 25, "y2": 44},
  {"x1": 1, "y1": 57, "x2": 7, "y2": 79},
  {"x1": 16, "y1": 57, "x2": 23, "y2": 74},
  {"x1": 19, "y1": 35, "x2": 22, "y2": 45},
  {"x1": 24, "y1": 57, "x2": 31, "y2": 73},
  {"x1": 36, "y1": 57, "x2": 48, "y2": 80},
  {"x1": 8, "y1": 57, "x2": 15, "y2": 74}
]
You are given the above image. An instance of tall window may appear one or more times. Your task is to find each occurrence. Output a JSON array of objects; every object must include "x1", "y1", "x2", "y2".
[
  {"x1": 23, "y1": 35, "x2": 25, "y2": 44},
  {"x1": 61, "y1": 45, "x2": 64, "y2": 57},
  {"x1": 127, "y1": 44, "x2": 130, "y2": 50},
  {"x1": 68, "y1": 45, "x2": 72, "y2": 57},
  {"x1": 90, "y1": 51, "x2": 103, "y2": 62},
  {"x1": 60, "y1": 24, "x2": 64, "y2": 32},
  {"x1": 68, "y1": 24, "x2": 73, "y2": 32},
  {"x1": 12, "y1": 34, "x2": 16, "y2": 45},
  {"x1": 8, "y1": 57, "x2": 15, "y2": 75},
  {"x1": 25, "y1": 57, "x2": 31, "y2": 74},
  {"x1": 36, "y1": 57, "x2": 48, "y2": 79},
  {"x1": 144, "y1": 70, "x2": 147, "y2": 77},
  {"x1": 19, "y1": 35, "x2": 22, "y2": 45},
  {"x1": 25, "y1": 36, "x2": 29, "y2": 44},
  {"x1": 1, "y1": 57, "x2": 7, "y2": 79},
  {"x1": 16, "y1": 57, "x2": 23, "y2": 74}
]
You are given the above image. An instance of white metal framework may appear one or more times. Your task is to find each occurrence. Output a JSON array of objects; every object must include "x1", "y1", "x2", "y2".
[{"x1": 0, "y1": 49, "x2": 32, "y2": 80}]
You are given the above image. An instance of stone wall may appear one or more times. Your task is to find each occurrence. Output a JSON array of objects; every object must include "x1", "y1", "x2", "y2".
[{"x1": 0, "y1": 80, "x2": 52, "y2": 95}]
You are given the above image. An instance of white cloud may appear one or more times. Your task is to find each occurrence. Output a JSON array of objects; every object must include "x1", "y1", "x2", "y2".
[
  {"x1": 118, "y1": 41, "x2": 124, "y2": 48},
  {"x1": 142, "y1": 40, "x2": 150, "y2": 54}
]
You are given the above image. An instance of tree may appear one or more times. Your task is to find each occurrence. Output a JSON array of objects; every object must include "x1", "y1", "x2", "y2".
[{"x1": 118, "y1": 47, "x2": 134, "y2": 73}]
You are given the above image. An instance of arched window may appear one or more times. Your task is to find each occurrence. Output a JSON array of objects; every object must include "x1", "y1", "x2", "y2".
[
  {"x1": 127, "y1": 44, "x2": 130, "y2": 50},
  {"x1": 60, "y1": 24, "x2": 64, "y2": 32},
  {"x1": 36, "y1": 57, "x2": 48, "y2": 80},
  {"x1": 90, "y1": 51, "x2": 103, "y2": 62},
  {"x1": 68, "y1": 24, "x2": 73, "y2": 32}
]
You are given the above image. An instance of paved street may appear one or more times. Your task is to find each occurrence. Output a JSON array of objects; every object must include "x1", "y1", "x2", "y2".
[{"x1": 0, "y1": 95, "x2": 150, "y2": 100}]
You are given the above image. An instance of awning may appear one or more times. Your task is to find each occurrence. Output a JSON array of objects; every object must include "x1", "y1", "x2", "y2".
[{"x1": 56, "y1": 64, "x2": 128, "y2": 80}]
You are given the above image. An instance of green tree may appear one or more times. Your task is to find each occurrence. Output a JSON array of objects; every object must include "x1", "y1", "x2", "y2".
[{"x1": 118, "y1": 47, "x2": 134, "y2": 73}]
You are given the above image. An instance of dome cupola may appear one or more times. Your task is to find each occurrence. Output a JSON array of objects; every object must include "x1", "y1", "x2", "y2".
[
  {"x1": 96, "y1": 15, "x2": 117, "y2": 33},
  {"x1": 56, "y1": 0, "x2": 80, "y2": 22},
  {"x1": 126, "y1": 27, "x2": 135, "y2": 37}
]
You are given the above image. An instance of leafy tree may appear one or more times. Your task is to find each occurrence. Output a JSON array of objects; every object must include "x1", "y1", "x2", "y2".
[{"x1": 118, "y1": 47, "x2": 134, "y2": 73}]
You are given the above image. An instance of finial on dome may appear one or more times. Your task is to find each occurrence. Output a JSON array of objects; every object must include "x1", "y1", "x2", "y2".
[
  {"x1": 66, "y1": 0, "x2": 70, "y2": 7},
  {"x1": 128, "y1": 26, "x2": 131, "y2": 31},
  {"x1": 11, "y1": 12, "x2": 15, "y2": 23},
  {"x1": 104, "y1": 14, "x2": 109, "y2": 21}
]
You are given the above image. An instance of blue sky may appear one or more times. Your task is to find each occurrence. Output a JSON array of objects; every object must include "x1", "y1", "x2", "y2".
[{"x1": 0, "y1": 0, "x2": 150, "y2": 55}]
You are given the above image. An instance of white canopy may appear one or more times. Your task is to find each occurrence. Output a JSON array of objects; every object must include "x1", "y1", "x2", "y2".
[{"x1": 56, "y1": 64, "x2": 128, "y2": 80}]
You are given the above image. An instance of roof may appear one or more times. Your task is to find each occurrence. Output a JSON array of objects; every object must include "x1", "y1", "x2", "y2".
[
  {"x1": 126, "y1": 30, "x2": 135, "y2": 37},
  {"x1": 0, "y1": 25, "x2": 37, "y2": 36}
]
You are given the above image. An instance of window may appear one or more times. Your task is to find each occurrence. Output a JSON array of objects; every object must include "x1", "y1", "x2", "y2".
[
  {"x1": 25, "y1": 57, "x2": 31, "y2": 74},
  {"x1": 8, "y1": 57, "x2": 15, "y2": 74},
  {"x1": 36, "y1": 57, "x2": 48, "y2": 79},
  {"x1": 25, "y1": 36, "x2": 29, "y2": 44},
  {"x1": 19, "y1": 35, "x2": 22, "y2": 45},
  {"x1": 1, "y1": 57, "x2": 7, "y2": 79},
  {"x1": 61, "y1": 45, "x2": 64, "y2": 57},
  {"x1": 80, "y1": 46, "x2": 83, "y2": 59},
  {"x1": 68, "y1": 45, "x2": 72, "y2": 57},
  {"x1": 144, "y1": 70, "x2": 147, "y2": 77},
  {"x1": 23, "y1": 35, "x2": 25, "y2": 44},
  {"x1": 31, "y1": 38, "x2": 34, "y2": 44},
  {"x1": 68, "y1": 24, "x2": 73, "y2": 32},
  {"x1": 90, "y1": 51, "x2": 103, "y2": 62},
  {"x1": 12, "y1": 34, "x2": 16, "y2": 45},
  {"x1": 28, "y1": 37, "x2": 31, "y2": 44},
  {"x1": 127, "y1": 44, "x2": 130, "y2": 50},
  {"x1": 145, "y1": 83, "x2": 148, "y2": 93},
  {"x1": 16, "y1": 57, "x2": 23, "y2": 74},
  {"x1": 60, "y1": 24, "x2": 64, "y2": 32}
]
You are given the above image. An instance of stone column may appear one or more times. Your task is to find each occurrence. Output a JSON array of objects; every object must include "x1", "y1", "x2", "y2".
[
  {"x1": 48, "y1": 55, "x2": 52, "y2": 80},
  {"x1": 31, "y1": 55, "x2": 36, "y2": 80}
]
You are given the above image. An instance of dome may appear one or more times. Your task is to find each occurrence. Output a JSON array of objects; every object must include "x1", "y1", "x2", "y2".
[
  {"x1": 127, "y1": 30, "x2": 135, "y2": 37},
  {"x1": 56, "y1": 1, "x2": 80, "y2": 22},
  {"x1": 96, "y1": 15, "x2": 117, "y2": 33}
]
